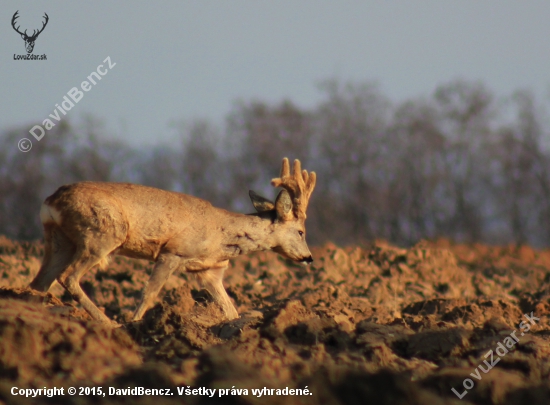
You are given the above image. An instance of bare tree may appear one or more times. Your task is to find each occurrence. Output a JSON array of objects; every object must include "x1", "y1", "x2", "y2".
[
  {"x1": 433, "y1": 80, "x2": 496, "y2": 242},
  {"x1": 137, "y1": 146, "x2": 179, "y2": 191},
  {"x1": 386, "y1": 99, "x2": 447, "y2": 244},
  {"x1": 312, "y1": 79, "x2": 390, "y2": 244},
  {"x1": 496, "y1": 90, "x2": 550, "y2": 244},
  {"x1": 178, "y1": 120, "x2": 228, "y2": 207}
]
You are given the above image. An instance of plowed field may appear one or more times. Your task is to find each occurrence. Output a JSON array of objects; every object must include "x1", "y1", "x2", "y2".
[{"x1": 1, "y1": 235, "x2": 549, "y2": 404}]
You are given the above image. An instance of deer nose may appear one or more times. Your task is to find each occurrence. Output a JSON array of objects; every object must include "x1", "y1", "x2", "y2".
[{"x1": 302, "y1": 256, "x2": 313, "y2": 264}]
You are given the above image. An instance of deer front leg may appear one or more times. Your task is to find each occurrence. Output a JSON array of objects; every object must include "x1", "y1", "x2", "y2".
[
  {"x1": 57, "y1": 251, "x2": 113, "y2": 325},
  {"x1": 133, "y1": 253, "x2": 180, "y2": 321},
  {"x1": 195, "y1": 261, "x2": 238, "y2": 320}
]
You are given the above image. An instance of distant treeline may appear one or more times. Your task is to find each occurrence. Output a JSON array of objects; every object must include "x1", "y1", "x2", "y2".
[{"x1": 2, "y1": 79, "x2": 550, "y2": 247}]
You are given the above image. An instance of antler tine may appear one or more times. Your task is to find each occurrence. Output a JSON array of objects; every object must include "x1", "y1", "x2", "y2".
[
  {"x1": 281, "y1": 157, "x2": 290, "y2": 178},
  {"x1": 39, "y1": 13, "x2": 49, "y2": 34},
  {"x1": 293, "y1": 159, "x2": 302, "y2": 180},
  {"x1": 31, "y1": 13, "x2": 49, "y2": 38},
  {"x1": 271, "y1": 157, "x2": 316, "y2": 219},
  {"x1": 302, "y1": 170, "x2": 316, "y2": 200},
  {"x1": 11, "y1": 11, "x2": 24, "y2": 36},
  {"x1": 271, "y1": 157, "x2": 289, "y2": 188}
]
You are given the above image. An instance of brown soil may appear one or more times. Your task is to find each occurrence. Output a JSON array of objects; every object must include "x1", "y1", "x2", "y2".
[{"x1": 1, "y1": 235, "x2": 550, "y2": 404}]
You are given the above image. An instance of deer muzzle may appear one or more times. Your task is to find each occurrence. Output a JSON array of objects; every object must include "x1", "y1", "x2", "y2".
[{"x1": 301, "y1": 256, "x2": 314, "y2": 265}]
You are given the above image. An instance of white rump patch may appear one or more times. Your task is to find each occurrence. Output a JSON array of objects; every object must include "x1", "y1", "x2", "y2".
[{"x1": 39, "y1": 203, "x2": 62, "y2": 225}]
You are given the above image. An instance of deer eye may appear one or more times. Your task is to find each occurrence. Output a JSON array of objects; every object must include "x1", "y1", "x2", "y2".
[{"x1": 298, "y1": 231, "x2": 304, "y2": 237}]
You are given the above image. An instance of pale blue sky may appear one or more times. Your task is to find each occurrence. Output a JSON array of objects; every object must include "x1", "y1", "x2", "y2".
[{"x1": 2, "y1": 1, "x2": 550, "y2": 146}]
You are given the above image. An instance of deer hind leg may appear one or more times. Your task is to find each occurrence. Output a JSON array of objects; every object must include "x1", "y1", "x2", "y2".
[
  {"x1": 133, "y1": 254, "x2": 180, "y2": 321},
  {"x1": 196, "y1": 263, "x2": 239, "y2": 320},
  {"x1": 57, "y1": 237, "x2": 120, "y2": 325},
  {"x1": 30, "y1": 225, "x2": 76, "y2": 292}
]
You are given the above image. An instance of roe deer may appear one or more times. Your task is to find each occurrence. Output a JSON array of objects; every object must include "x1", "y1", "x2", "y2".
[{"x1": 29, "y1": 158, "x2": 316, "y2": 325}]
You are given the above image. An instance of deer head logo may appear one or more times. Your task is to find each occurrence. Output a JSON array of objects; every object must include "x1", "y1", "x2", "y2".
[{"x1": 11, "y1": 11, "x2": 49, "y2": 54}]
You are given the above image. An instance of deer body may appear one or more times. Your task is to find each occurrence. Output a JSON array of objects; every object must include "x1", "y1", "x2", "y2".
[{"x1": 29, "y1": 159, "x2": 316, "y2": 325}]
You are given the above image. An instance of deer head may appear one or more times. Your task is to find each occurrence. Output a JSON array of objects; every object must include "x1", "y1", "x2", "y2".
[
  {"x1": 250, "y1": 158, "x2": 316, "y2": 264},
  {"x1": 12, "y1": 11, "x2": 49, "y2": 54}
]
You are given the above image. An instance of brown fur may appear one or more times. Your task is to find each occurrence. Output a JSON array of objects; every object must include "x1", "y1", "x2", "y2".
[{"x1": 29, "y1": 158, "x2": 316, "y2": 325}]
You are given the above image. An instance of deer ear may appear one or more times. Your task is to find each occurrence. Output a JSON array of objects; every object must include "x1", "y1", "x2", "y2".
[
  {"x1": 275, "y1": 189, "x2": 293, "y2": 221},
  {"x1": 249, "y1": 190, "x2": 275, "y2": 213}
]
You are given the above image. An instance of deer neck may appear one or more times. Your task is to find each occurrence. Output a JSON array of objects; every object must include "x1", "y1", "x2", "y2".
[{"x1": 219, "y1": 212, "x2": 274, "y2": 257}]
